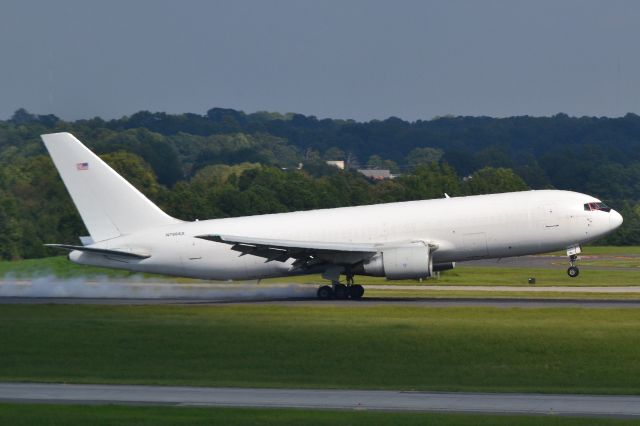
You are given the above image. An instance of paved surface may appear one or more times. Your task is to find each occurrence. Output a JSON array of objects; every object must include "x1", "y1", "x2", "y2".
[
  {"x1": 4, "y1": 296, "x2": 640, "y2": 308},
  {"x1": 248, "y1": 298, "x2": 640, "y2": 308},
  {"x1": 1, "y1": 383, "x2": 639, "y2": 418},
  {"x1": 3, "y1": 272, "x2": 640, "y2": 306},
  {"x1": 372, "y1": 285, "x2": 640, "y2": 292}
]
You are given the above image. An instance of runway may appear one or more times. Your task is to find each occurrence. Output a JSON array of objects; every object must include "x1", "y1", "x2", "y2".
[
  {"x1": 3, "y1": 277, "x2": 640, "y2": 304},
  {"x1": 1, "y1": 383, "x2": 639, "y2": 418},
  {"x1": 3, "y1": 273, "x2": 640, "y2": 307},
  {"x1": 4, "y1": 295, "x2": 640, "y2": 308},
  {"x1": 372, "y1": 284, "x2": 640, "y2": 292}
]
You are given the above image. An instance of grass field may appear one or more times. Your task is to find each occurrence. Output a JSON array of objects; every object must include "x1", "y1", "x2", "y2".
[
  {"x1": 0, "y1": 404, "x2": 636, "y2": 426},
  {"x1": 2, "y1": 304, "x2": 640, "y2": 394},
  {"x1": 0, "y1": 256, "x2": 135, "y2": 279}
]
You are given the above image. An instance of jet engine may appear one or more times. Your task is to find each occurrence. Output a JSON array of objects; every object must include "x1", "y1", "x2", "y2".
[{"x1": 356, "y1": 243, "x2": 433, "y2": 279}]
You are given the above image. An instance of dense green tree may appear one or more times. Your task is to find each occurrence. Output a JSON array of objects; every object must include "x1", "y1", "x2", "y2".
[
  {"x1": 366, "y1": 155, "x2": 399, "y2": 173},
  {"x1": 395, "y1": 163, "x2": 462, "y2": 200},
  {"x1": 2, "y1": 107, "x2": 640, "y2": 259},
  {"x1": 600, "y1": 202, "x2": 640, "y2": 245},
  {"x1": 101, "y1": 151, "x2": 164, "y2": 201},
  {"x1": 0, "y1": 190, "x2": 22, "y2": 259},
  {"x1": 464, "y1": 167, "x2": 529, "y2": 195},
  {"x1": 406, "y1": 147, "x2": 444, "y2": 168},
  {"x1": 323, "y1": 147, "x2": 346, "y2": 161}
]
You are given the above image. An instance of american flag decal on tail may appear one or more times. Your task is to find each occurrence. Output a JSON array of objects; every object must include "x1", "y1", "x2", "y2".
[{"x1": 76, "y1": 162, "x2": 89, "y2": 171}]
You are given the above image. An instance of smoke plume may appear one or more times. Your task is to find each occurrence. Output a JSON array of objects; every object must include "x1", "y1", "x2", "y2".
[{"x1": 0, "y1": 274, "x2": 316, "y2": 301}]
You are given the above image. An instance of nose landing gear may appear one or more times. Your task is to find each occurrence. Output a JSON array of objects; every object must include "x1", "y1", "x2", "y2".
[
  {"x1": 566, "y1": 245, "x2": 581, "y2": 278},
  {"x1": 567, "y1": 258, "x2": 579, "y2": 277}
]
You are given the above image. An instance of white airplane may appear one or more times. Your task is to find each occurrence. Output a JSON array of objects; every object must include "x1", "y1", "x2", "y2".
[{"x1": 42, "y1": 132, "x2": 623, "y2": 299}]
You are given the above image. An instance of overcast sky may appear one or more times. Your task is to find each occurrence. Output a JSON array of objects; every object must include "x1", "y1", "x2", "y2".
[{"x1": 1, "y1": 0, "x2": 639, "y2": 121}]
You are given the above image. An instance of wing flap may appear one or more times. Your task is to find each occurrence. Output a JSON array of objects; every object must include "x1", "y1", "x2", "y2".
[
  {"x1": 196, "y1": 234, "x2": 379, "y2": 268},
  {"x1": 197, "y1": 234, "x2": 380, "y2": 254}
]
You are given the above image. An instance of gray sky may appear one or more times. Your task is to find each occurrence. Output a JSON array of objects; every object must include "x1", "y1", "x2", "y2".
[{"x1": 1, "y1": 0, "x2": 639, "y2": 121}]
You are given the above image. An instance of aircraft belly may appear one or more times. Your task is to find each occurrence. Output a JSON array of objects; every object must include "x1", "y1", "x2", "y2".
[{"x1": 180, "y1": 237, "x2": 290, "y2": 280}]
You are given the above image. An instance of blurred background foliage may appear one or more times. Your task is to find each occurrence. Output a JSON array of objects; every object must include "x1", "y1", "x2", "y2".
[{"x1": 1, "y1": 107, "x2": 639, "y2": 259}]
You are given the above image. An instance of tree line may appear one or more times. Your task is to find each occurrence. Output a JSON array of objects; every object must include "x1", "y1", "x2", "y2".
[{"x1": 0, "y1": 108, "x2": 638, "y2": 260}]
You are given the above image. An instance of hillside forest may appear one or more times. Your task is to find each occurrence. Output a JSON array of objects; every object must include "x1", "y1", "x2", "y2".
[{"x1": 1, "y1": 107, "x2": 640, "y2": 260}]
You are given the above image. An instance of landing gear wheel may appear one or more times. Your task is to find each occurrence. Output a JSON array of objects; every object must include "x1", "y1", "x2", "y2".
[
  {"x1": 349, "y1": 284, "x2": 364, "y2": 300},
  {"x1": 317, "y1": 285, "x2": 333, "y2": 300},
  {"x1": 567, "y1": 250, "x2": 580, "y2": 278},
  {"x1": 334, "y1": 284, "x2": 349, "y2": 300}
]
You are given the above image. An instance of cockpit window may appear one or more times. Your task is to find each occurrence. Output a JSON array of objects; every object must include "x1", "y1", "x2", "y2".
[{"x1": 584, "y1": 202, "x2": 611, "y2": 212}]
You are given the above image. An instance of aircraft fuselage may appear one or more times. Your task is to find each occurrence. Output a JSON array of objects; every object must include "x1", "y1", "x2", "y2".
[{"x1": 70, "y1": 189, "x2": 622, "y2": 280}]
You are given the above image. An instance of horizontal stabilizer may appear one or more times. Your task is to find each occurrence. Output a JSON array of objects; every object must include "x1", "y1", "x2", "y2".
[{"x1": 45, "y1": 244, "x2": 150, "y2": 259}]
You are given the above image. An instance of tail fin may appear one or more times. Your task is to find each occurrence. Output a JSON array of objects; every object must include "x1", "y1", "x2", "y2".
[{"x1": 42, "y1": 132, "x2": 180, "y2": 242}]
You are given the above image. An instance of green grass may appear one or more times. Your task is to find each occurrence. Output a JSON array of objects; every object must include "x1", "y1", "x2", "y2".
[
  {"x1": 2, "y1": 304, "x2": 640, "y2": 394},
  {"x1": 0, "y1": 256, "x2": 134, "y2": 279},
  {"x1": 0, "y1": 256, "x2": 194, "y2": 282},
  {"x1": 0, "y1": 404, "x2": 635, "y2": 426}
]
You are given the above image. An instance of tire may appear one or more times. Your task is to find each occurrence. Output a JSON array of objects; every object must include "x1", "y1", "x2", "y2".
[
  {"x1": 567, "y1": 266, "x2": 580, "y2": 278},
  {"x1": 334, "y1": 284, "x2": 348, "y2": 300},
  {"x1": 317, "y1": 285, "x2": 333, "y2": 300},
  {"x1": 349, "y1": 284, "x2": 365, "y2": 299}
]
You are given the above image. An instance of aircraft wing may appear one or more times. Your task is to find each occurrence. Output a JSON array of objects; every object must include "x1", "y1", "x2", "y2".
[{"x1": 195, "y1": 234, "x2": 379, "y2": 268}]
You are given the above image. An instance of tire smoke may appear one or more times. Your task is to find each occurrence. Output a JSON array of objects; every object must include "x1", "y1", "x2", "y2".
[{"x1": 0, "y1": 275, "x2": 316, "y2": 301}]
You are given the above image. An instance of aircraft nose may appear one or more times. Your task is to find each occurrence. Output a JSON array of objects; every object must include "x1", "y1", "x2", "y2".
[{"x1": 610, "y1": 209, "x2": 623, "y2": 230}]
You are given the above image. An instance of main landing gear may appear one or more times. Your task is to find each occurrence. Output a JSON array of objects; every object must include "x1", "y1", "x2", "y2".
[
  {"x1": 566, "y1": 245, "x2": 581, "y2": 278},
  {"x1": 317, "y1": 280, "x2": 365, "y2": 300}
]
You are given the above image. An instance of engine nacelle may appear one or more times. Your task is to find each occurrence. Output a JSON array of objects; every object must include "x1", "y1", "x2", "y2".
[{"x1": 357, "y1": 243, "x2": 433, "y2": 279}]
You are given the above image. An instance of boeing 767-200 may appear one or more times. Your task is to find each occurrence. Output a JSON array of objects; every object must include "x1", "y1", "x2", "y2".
[{"x1": 42, "y1": 133, "x2": 623, "y2": 299}]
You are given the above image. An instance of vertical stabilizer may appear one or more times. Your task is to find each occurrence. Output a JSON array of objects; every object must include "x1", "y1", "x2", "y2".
[{"x1": 42, "y1": 132, "x2": 180, "y2": 242}]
